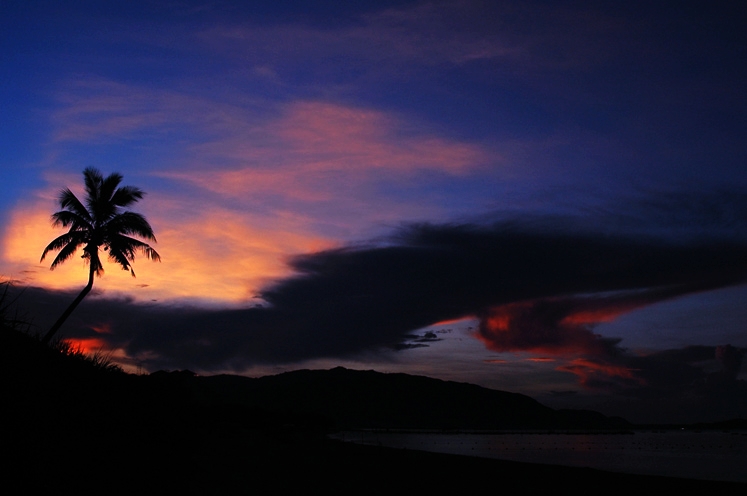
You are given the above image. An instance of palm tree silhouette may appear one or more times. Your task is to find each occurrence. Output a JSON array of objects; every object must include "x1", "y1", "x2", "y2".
[{"x1": 40, "y1": 167, "x2": 160, "y2": 344}]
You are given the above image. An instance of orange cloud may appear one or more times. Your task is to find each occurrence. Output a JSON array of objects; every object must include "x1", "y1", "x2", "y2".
[
  {"x1": 2, "y1": 202, "x2": 84, "y2": 290},
  {"x1": 60, "y1": 323, "x2": 112, "y2": 355},
  {"x1": 146, "y1": 206, "x2": 333, "y2": 303},
  {"x1": 63, "y1": 329, "x2": 141, "y2": 373},
  {"x1": 1, "y1": 197, "x2": 333, "y2": 305},
  {"x1": 64, "y1": 337, "x2": 108, "y2": 355}
]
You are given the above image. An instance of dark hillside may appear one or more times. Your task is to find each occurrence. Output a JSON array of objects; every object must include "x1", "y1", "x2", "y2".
[
  {"x1": 196, "y1": 367, "x2": 630, "y2": 430},
  {"x1": 2, "y1": 325, "x2": 743, "y2": 493}
]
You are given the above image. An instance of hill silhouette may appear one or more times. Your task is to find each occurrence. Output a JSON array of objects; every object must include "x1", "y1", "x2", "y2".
[
  {"x1": 3, "y1": 325, "x2": 744, "y2": 493},
  {"x1": 193, "y1": 367, "x2": 630, "y2": 430}
]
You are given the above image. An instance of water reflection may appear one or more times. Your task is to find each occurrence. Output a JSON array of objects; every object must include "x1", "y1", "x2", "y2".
[{"x1": 332, "y1": 430, "x2": 746, "y2": 482}]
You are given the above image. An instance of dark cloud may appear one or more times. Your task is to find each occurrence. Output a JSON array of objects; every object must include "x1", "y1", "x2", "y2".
[
  {"x1": 557, "y1": 344, "x2": 747, "y2": 424},
  {"x1": 11, "y1": 217, "x2": 747, "y2": 375},
  {"x1": 477, "y1": 295, "x2": 634, "y2": 357},
  {"x1": 395, "y1": 330, "x2": 443, "y2": 350},
  {"x1": 554, "y1": 342, "x2": 747, "y2": 401},
  {"x1": 473, "y1": 272, "x2": 747, "y2": 400},
  {"x1": 473, "y1": 284, "x2": 742, "y2": 390},
  {"x1": 715, "y1": 344, "x2": 744, "y2": 381}
]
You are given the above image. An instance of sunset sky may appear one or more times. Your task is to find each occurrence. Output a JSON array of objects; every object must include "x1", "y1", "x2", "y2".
[{"x1": 2, "y1": 1, "x2": 746, "y2": 423}]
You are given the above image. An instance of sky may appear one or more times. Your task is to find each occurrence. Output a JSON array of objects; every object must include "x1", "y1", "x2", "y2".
[{"x1": 1, "y1": 0, "x2": 746, "y2": 423}]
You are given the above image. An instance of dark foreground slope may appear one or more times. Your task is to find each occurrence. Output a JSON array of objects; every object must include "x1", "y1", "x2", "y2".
[{"x1": 3, "y1": 327, "x2": 744, "y2": 494}]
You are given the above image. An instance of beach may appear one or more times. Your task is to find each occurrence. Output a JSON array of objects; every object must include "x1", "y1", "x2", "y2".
[{"x1": 334, "y1": 430, "x2": 747, "y2": 483}]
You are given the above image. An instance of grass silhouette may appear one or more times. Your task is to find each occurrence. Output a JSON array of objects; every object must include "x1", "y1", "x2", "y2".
[{"x1": 1, "y1": 281, "x2": 123, "y2": 378}]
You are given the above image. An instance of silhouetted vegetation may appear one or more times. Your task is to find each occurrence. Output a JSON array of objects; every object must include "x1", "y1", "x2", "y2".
[
  {"x1": 39, "y1": 167, "x2": 160, "y2": 343},
  {"x1": 0, "y1": 280, "x2": 31, "y2": 334}
]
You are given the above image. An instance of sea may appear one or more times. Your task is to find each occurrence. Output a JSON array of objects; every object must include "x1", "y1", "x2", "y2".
[{"x1": 330, "y1": 430, "x2": 747, "y2": 483}]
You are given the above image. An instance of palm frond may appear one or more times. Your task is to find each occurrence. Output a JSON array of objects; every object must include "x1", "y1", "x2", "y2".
[
  {"x1": 111, "y1": 185, "x2": 144, "y2": 208},
  {"x1": 58, "y1": 188, "x2": 92, "y2": 223},
  {"x1": 107, "y1": 234, "x2": 161, "y2": 274},
  {"x1": 100, "y1": 172, "x2": 124, "y2": 202},
  {"x1": 51, "y1": 210, "x2": 92, "y2": 231},
  {"x1": 86, "y1": 248, "x2": 104, "y2": 277},
  {"x1": 105, "y1": 212, "x2": 157, "y2": 242},
  {"x1": 42, "y1": 167, "x2": 159, "y2": 282},
  {"x1": 141, "y1": 245, "x2": 160, "y2": 262},
  {"x1": 41, "y1": 231, "x2": 86, "y2": 263},
  {"x1": 84, "y1": 167, "x2": 124, "y2": 223},
  {"x1": 48, "y1": 236, "x2": 86, "y2": 270},
  {"x1": 109, "y1": 233, "x2": 159, "y2": 257},
  {"x1": 107, "y1": 245, "x2": 134, "y2": 274},
  {"x1": 83, "y1": 167, "x2": 103, "y2": 201},
  {"x1": 92, "y1": 171, "x2": 124, "y2": 222}
]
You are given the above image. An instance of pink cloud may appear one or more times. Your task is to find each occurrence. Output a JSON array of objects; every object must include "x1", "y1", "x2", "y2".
[
  {"x1": 52, "y1": 78, "x2": 488, "y2": 182},
  {"x1": 557, "y1": 358, "x2": 646, "y2": 390},
  {"x1": 161, "y1": 100, "x2": 487, "y2": 196},
  {"x1": 273, "y1": 101, "x2": 482, "y2": 174},
  {"x1": 19, "y1": 78, "x2": 491, "y2": 305},
  {"x1": 148, "y1": 99, "x2": 491, "y2": 234}
]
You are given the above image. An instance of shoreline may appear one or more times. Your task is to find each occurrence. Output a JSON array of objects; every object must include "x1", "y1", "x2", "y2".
[{"x1": 331, "y1": 429, "x2": 747, "y2": 484}]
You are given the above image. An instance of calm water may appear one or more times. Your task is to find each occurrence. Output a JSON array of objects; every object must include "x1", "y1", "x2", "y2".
[{"x1": 331, "y1": 430, "x2": 747, "y2": 483}]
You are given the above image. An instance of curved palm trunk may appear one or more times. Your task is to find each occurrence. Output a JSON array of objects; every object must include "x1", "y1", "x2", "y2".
[{"x1": 42, "y1": 265, "x2": 95, "y2": 344}]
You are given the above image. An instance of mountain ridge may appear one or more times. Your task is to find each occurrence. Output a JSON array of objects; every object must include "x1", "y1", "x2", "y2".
[{"x1": 182, "y1": 366, "x2": 631, "y2": 430}]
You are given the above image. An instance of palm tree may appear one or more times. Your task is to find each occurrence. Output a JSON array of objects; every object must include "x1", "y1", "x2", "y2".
[{"x1": 40, "y1": 167, "x2": 160, "y2": 344}]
